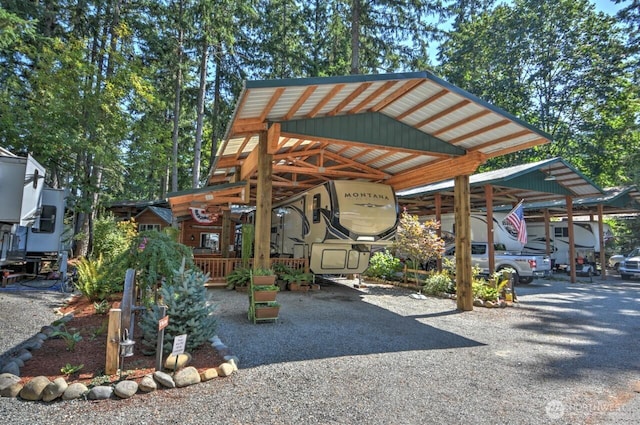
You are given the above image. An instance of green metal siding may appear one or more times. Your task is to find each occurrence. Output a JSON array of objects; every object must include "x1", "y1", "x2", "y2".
[{"x1": 278, "y1": 112, "x2": 465, "y2": 156}]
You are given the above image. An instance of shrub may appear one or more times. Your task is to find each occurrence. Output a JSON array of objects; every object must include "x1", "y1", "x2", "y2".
[
  {"x1": 119, "y1": 231, "x2": 194, "y2": 294},
  {"x1": 365, "y1": 250, "x2": 402, "y2": 280},
  {"x1": 92, "y1": 215, "x2": 138, "y2": 263},
  {"x1": 422, "y1": 272, "x2": 455, "y2": 295},
  {"x1": 472, "y1": 280, "x2": 500, "y2": 302},
  {"x1": 139, "y1": 266, "x2": 217, "y2": 355}
]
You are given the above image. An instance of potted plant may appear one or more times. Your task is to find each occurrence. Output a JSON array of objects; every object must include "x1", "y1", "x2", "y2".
[
  {"x1": 282, "y1": 269, "x2": 314, "y2": 291},
  {"x1": 252, "y1": 267, "x2": 276, "y2": 285},
  {"x1": 254, "y1": 301, "x2": 280, "y2": 319},
  {"x1": 226, "y1": 267, "x2": 252, "y2": 291},
  {"x1": 253, "y1": 284, "x2": 279, "y2": 302},
  {"x1": 272, "y1": 263, "x2": 292, "y2": 290}
]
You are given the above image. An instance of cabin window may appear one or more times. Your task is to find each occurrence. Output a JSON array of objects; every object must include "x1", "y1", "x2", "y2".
[
  {"x1": 139, "y1": 224, "x2": 161, "y2": 232},
  {"x1": 312, "y1": 194, "x2": 321, "y2": 223},
  {"x1": 32, "y1": 205, "x2": 56, "y2": 233},
  {"x1": 200, "y1": 233, "x2": 219, "y2": 251}
]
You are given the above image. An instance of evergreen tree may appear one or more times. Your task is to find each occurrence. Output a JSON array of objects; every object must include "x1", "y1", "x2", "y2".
[{"x1": 139, "y1": 266, "x2": 217, "y2": 355}]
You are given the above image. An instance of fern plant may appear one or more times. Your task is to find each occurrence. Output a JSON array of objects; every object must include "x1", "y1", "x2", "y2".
[
  {"x1": 225, "y1": 267, "x2": 252, "y2": 289},
  {"x1": 75, "y1": 256, "x2": 110, "y2": 302}
]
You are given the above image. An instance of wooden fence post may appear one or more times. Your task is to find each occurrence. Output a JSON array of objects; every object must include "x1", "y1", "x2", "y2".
[{"x1": 105, "y1": 308, "x2": 121, "y2": 375}]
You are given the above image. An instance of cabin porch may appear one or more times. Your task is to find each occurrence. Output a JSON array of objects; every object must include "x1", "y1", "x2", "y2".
[{"x1": 193, "y1": 256, "x2": 309, "y2": 287}]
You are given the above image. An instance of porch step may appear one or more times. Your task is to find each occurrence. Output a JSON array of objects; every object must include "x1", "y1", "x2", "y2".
[{"x1": 204, "y1": 279, "x2": 227, "y2": 288}]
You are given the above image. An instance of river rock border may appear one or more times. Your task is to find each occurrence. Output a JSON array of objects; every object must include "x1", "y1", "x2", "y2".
[{"x1": 0, "y1": 315, "x2": 238, "y2": 402}]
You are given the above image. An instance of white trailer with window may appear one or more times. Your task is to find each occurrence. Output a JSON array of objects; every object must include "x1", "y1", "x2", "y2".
[
  {"x1": 523, "y1": 221, "x2": 613, "y2": 268},
  {"x1": 1, "y1": 148, "x2": 69, "y2": 274},
  {"x1": 432, "y1": 212, "x2": 525, "y2": 252},
  {"x1": 0, "y1": 149, "x2": 46, "y2": 266},
  {"x1": 271, "y1": 180, "x2": 398, "y2": 274}
]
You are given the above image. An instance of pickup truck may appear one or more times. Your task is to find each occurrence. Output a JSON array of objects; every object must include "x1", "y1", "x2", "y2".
[
  {"x1": 443, "y1": 242, "x2": 552, "y2": 284},
  {"x1": 617, "y1": 247, "x2": 640, "y2": 279}
]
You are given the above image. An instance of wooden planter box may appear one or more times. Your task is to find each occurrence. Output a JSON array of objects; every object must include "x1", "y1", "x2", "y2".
[
  {"x1": 253, "y1": 275, "x2": 276, "y2": 285},
  {"x1": 288, "y1": 282, "x2": 310, "y2": 291},
  {"x1": 254, "y1": 306, "x2": 280, "y2": 319},
  {"x1": 253, "y1": 290, "x2": 278, "y2": 302}
]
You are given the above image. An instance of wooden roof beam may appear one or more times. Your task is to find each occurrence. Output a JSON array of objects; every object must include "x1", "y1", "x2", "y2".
[
  {"x1": 327, "y1": 82, "x2": 372, "y2": 116},
  {"x1": 348, "y1": 81, "x2": 399, "y2": 114},
  {"x1": 386, "y1": 151, "x2": 486, "y2": 191},
  {"x1": 370, "y1": 79, "x2": 425, "y2": 112}
]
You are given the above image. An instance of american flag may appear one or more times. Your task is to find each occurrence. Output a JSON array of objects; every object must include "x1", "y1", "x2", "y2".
[{"x1": 505, "y1": 201, "x2": 527, "y2": 244}]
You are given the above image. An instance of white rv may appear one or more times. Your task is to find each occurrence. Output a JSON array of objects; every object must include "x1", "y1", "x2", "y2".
[
  {"x1": 271, "y1": 180, "x2": 398, "y2": 274},
  {"x1": 425, "y1": 212, "x2": 525, "y2": 252},
  {"x1": 1, "y1": 148, "x2": 69, "y2": 272},
  {"x1": 20, "y1": 187, "x2": 69, "y2": 271},
  {"x1": 0, "y1": 149, "x2": 46, "y2": 266},
  {"x1": 523, "y1": 221, "x2": 613, "y2": 267}
]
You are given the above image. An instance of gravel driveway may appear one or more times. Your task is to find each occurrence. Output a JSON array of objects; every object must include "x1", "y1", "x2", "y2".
[{"x1": 2, "y1": 275, "x2": 639, "y2": 424}]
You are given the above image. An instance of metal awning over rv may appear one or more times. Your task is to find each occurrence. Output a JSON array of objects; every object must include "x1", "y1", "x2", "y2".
[
  {"x1": 397, "y1": 158, "x2": 603, "y2": 216},
  {"x1": 168, "y1": 71, "x2": 553, "y2": 311},
  {"x1": 510, "y1": 185, "x2": 640, "y2": 218},
  {"x1": 200, "y1": 71, "x2": 551, "y2": 210}
]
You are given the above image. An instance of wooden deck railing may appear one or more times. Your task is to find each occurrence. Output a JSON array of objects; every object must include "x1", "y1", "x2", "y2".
[{"x1": 193, "y1": 256, "x2": 309, "y2": 287}]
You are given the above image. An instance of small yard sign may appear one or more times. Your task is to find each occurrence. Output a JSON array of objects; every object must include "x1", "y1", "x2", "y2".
[
  {"x1": 158, "y1": 315, "x2": 169, "y2": 330},
  {"x1": 172, "y1": 334, "x2": 187, "y2": 356}
]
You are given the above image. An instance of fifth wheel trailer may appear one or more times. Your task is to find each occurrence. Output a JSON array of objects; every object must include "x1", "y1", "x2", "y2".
[
  {"x1": 522, "y1": 221, "x2": 614, "y2": 268},
  {"x1": 428, "y1": 212, "x2": 526, "y2": 252},
  {"x1": 270, "y1": 180, "x2": 398, "y2": 274}
]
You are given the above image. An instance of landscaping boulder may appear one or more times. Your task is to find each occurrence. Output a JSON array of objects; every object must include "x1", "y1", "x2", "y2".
[
  {"x1": 114, "y1": 380, "x2": 138, "y2": 399},
  {"x1": 20, "y1": 376, "x2": 51, "y2": 401},
  {"x1": 42, "y1": 377, "x2": 68, "y2": 402},
  {"x1": 174, "y1": 366, "x2": 201, "y2": 388}
]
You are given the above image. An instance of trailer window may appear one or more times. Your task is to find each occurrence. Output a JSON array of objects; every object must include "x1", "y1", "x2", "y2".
[
  {"x1": 312, "y1": 194, "x2": 321, "y2": 223},
  {"x1": 554, "y1": 227, "x2": 569, "y2": 238},
  {"x1": 33, "y1": 205, "x2": 56, "y2": 233}
]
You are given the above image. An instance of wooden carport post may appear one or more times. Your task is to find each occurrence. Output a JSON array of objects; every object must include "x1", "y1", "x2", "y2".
[
  {"x1": 455, "y1": 175, "x2": 473, "y2": 311},
  {"x1": 435, "y1": 193, "x2": 442, "y2": 272},
  {"x1": 221, "y1": 209, "x2": 231, "y2": 258},
  {"x1": 485, "y1": 185, "x2": 495, "y2": 275},
  {"x1": 598, "y1": 204, "x2": 606, "y2": 280},
  {"x1": 544, "y1": 209, "x2": 552, "y2": 265},
  {"x1": 254, "y1": 127, "x2": 275, "y2": 270},
  {"x1": 567, "y1": 196, "x2": 576, "y2": 283}
]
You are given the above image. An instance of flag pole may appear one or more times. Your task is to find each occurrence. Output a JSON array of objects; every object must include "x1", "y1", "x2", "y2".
[{"x1": 507, "y1": 199, "x2": 524, "y2": 216}]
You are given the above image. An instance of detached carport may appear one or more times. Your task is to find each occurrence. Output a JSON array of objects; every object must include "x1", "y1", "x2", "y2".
[
  {"x1": 397, "y1": 157, "x2": 617, "y2": 282},
  {"x1": 171, "y1": 71, "x2": 551, "y2": 310}
]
